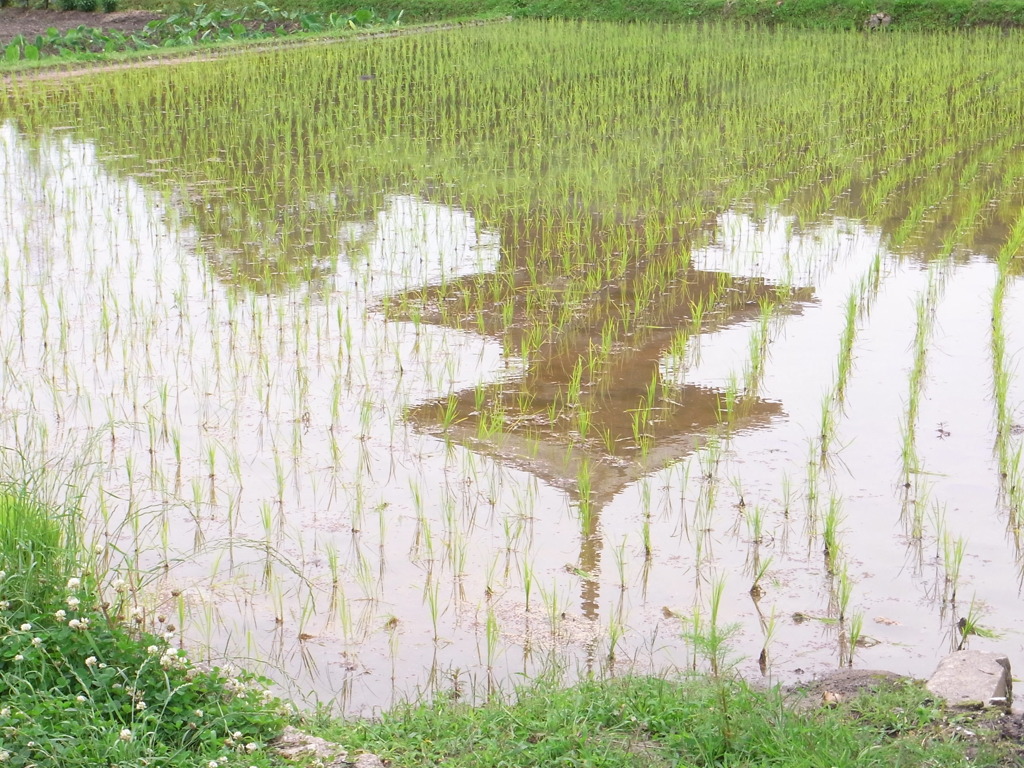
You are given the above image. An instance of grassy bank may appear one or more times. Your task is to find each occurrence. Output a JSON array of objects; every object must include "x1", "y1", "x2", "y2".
[
  {"x1": 326, "y1": 0, "x2": 1024, "y2": 28},
  {"x1": 10, "y1": 0, "x2": 1024, "y2": 29},
  {"x1": 316, "y1": 674, "x2": 1023, "y2": 767},
  {"x1": 0, "y1": 489, "x2": 289, "y2": 767}
]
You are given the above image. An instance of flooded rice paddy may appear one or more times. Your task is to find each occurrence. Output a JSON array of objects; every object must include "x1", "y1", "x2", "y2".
[{"x1": 2, "y1": 21, "x2": 1024, "y2": 715}]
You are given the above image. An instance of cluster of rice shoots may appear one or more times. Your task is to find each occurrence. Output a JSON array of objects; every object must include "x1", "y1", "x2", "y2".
[{"x1": 2, "y1": 21, "x2": 1024, "y2": 710}]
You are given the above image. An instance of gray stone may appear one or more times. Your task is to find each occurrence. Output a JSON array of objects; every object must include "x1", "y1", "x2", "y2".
[
  {"x1": 925, "y1": 651, "x2": 1012, "y2": 708},
  {"x1": 865, "y1": 12, "x2": 892, "y2": 28},
  {"x1": 272, "y1": 725, "x2": 391, "y2": 767}
]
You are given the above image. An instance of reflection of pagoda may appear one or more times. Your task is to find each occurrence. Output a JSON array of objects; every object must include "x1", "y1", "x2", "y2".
[{"x1": 395, "y1": 215, "x2": 815, "y2": 623}]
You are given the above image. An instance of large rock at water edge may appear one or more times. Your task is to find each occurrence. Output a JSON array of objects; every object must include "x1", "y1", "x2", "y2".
[{"x1": 925, "y1": 651, "x2": 1012, "y2": 708}]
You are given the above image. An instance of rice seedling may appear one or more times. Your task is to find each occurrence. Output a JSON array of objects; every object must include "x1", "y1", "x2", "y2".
[
  {"x1": 818, "y1": 392, "x2": 838, "y2": 465},
  {"x1": 955, "y1": 597, "x2": 1000, "y2": 651},
  {"x1": 522, "y1": 559, "x2": 534, "y2": 614},
  {"x1": 613, "y1": 537, "x2": 628, "y2": 591},
  {"x1": 833, "y1": 562, "x2": 853, "y2": 623},
  {"x1": 747, "y1": 550, "x2": 772, "y2": 597},
  {"x1": 717, "y1": 374, "x2": 741, "y2": 433},
  {"x1": 682, "y1": 575, "x2": 736, "y2": 677},
  {"x1": 822, "y1": 496, "x2": 844, "y2": 576},
  {"x1": 745, "y1": 504, "x2": 765, "y2": 546},
  {"x1": 698, "y1": 437, "x2": 722, "y2": 483},
  {"x1": 943, "y1": 533, "x2": 967, "y2": 606},
  {"x1": 539, "y1": 580, "x2": 565, "y2": 637},
  {"x1": 804, "y1": 447, "x2": 821, "y2": 537},
  {"x1": 833, "y1": 293, "x2": 858, "y2": 407},
  {"x1": 756, "y1": 606, "x2": 778, "y2": 676},
  {"x1": 484, "y1": 606, "x2": 500, "y2": 669},
  {"x1": 846, "y1": 612, "x2": 864, "y2": 667},
  {"x1": 425, "y1": 574, "x2": 441, "y2": 642},
  {"x1": 741, "y1": 297, "x2": 775, "y2": 398}
]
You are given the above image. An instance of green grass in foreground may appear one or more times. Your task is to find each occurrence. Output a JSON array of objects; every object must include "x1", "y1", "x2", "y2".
[
  {"x1": 316, "y1": 674, "x2": 1019, "y2": 767},
  {"x1": 0, "y1": 489, "x2": 288, "y2": 768}
]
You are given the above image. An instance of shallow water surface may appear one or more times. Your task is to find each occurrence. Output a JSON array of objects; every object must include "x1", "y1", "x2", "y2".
[{"x1": 1, "y1": 22, "x2": 1024, "y2": 714}]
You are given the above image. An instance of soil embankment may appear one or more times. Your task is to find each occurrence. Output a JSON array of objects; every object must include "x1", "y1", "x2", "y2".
[{"x1": 0, "y1": 8, "x2": 162, "y2": 44}]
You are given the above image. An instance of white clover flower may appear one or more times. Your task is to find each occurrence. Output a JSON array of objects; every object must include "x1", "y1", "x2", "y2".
[
  {"x1": 31, "y1": 637, "x2": 42, "y2": 647},
  {"x1": 19, "y1": 623, "x2": 31, "y2": 632},
  {"x1": 0, "y1": 749, "x2": 9, "y2": 762},
  {"x1": 207, "y1": 761, "x2": 218, "y2": 768},
  {"x1": 244, "y1": 743, "x2": 257, "y2": 753},
  {"x1": 119, "y1": 729, "x2": 133, "y2": 742},
  {"x1": 54, "y1": 609, "x2": 66, "y2": 621},
  {"x1": 68, "y1": 619, "x2": 82, "y2": 630},
  {"x1": 232, "y1": 732, "x2": 243, "y2": 741},
  {"x1": 136, "y1": 701, "x2": 147, "y2": 711},
  {"x1": 0, "y1": 707, "x2": 9, "y2": 717},
  {"x1": 113, "y1": 578, "x2": 128, "y2": 593},
  {"x1": 0, "y1": 570, "x2": 6, "y2": 581},
  {"x1": 194, "y1": 709, "x2": 204, "y2": 717},
  {"x1": 163, "y1": 632, "x2": 175, "y2": 642},
  {"x1": 13, "y1": 654, "x2": 23, "y2": 662},
  {"x1": 0, "y1": 601, "x2": 9, "y2": 610},
  {"x1": 66, "y1": 596, "x2": 81, "y2": 609},
  {"x1": 147, "y1": 645, "x2": 159, "y2": 655},
  {"x1": 160, "y1": 647, "x2": 187, "y2": 670},
  {"x1": 66, "y1": 577, "x2": 81, "y2": 590},
  {"x1": 76, "y1": 695, "x2": 87, "y2": 702},
  {"x1": 85, "y1": 656, "x2": 98, "y2": 667}
]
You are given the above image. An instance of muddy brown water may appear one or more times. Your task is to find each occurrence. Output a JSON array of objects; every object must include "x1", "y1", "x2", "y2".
[{"x1": 1, "y1": 34, "x2": 1024, "y2": 715}]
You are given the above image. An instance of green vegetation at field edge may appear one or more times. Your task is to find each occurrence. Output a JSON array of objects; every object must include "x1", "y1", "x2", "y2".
[
  {"x1": 1, "y1": 2, "x2": 399, "y2": 67},
  {"x1": 15, "y1": 0, "x2": 1024, "y2": 29},
  {"x1": 327, "y1": 0, "x2": 1024, "y2": 28},
  {"x1": 311, "y1": 673, "x2": 1022, "y2": 767},
  {"x1": 0, "y1": 488, "x2": 289, "y2": 768}
]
